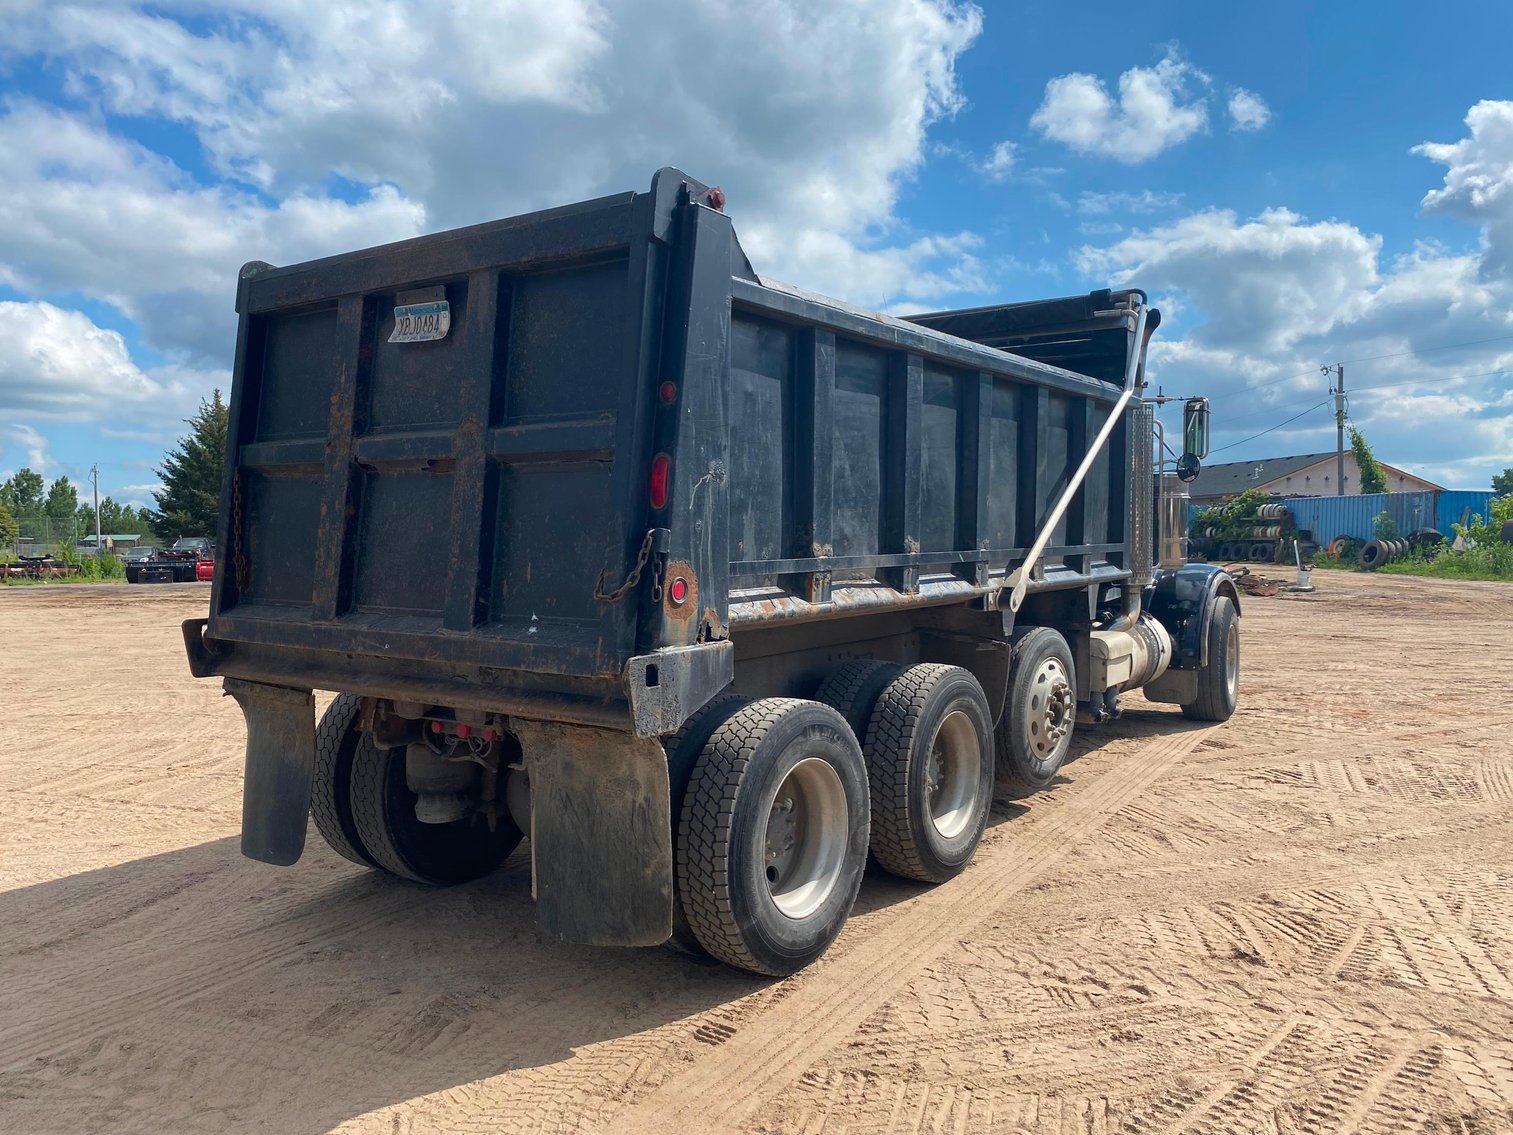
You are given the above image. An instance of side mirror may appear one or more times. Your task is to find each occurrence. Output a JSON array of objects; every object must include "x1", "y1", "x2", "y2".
[
  {"x1": 1182, "y1": 397, "x2": 1210, "y2": 460},
  {"x1": 1176, "y1": 452, "x2": 1201, "y2": 483}
]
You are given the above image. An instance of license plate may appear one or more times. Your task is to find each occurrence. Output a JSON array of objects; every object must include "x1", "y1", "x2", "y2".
[{"x1": 388, "y1": 300, "x2": 451, "y2": 344}]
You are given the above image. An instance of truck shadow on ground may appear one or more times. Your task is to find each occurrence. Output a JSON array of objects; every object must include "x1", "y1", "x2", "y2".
[{"x1": 0, "y1": 709, "x2": 1207, "y2": 1134}]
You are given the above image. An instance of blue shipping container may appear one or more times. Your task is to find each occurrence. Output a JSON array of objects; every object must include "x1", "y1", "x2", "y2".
[{"x1": 1190, "y1": 490, "x2": 1496, "y2": 544}]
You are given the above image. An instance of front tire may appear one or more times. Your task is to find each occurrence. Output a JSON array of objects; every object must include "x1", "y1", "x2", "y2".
[
  {"x1": 998, "y1": 628, "x2": 1076, "y2": 790},
  {"x1": 864, "y1": 664, "x2": 994, "y2": 883},
  {"x1": 676, "y1": 699, "x2": 869, "y2": 976},
  {"x1": 1182, "y1": 595, "x2": 1240, "y2": 722}
]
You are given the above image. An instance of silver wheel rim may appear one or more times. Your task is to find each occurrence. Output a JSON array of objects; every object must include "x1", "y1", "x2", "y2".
[
  {"x1": 1224, "y1": 620, "x2": 1239, "y2": 700},
  {"x1": 764, "y1": 757, "x2": 848, "y2": 920},
  {"x1": 926, "y1": 709, "x2": 980, "y2": 840},
  {"x1": 1026, "y1": 657, "x2": 1074, "y2": 760}
]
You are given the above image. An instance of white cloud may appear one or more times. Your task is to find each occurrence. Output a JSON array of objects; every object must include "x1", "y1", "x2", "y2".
[
  {"x1": 979, "y1": 141, "x2": 1017, "y2": 182},
  {"x1": 1079, "y1": 208, "x2": 1382, "y2": 353},
  {"x1": 0, "y1": 424, "x2": 55, "y2": 475},
  {"x1": 1077, "y1": 189, "x2": 1185, "y2": 215},
  {"x1": 1079, "y1": 188, "x2": 1513, "y2": 488},
  {"x1": 1416, "y1": 100, "x2": 1513, "y2": 278},
  {"x1": 1228, "y1": 89, "x2": 1271, "y2": 132},
  {"x1": 0, "y1": 300, "x2": 227, "y2": 424},
  {"x1": 114, "y1": 481, "x2": 166, "y2": 508},
  {"x1": 5, "y1": 0, "x2": 985, "y2": 312},
  {"x1": 0, "y1": 102, "x2": 428, "y2": 362},
  {"x1": 1030, "y1": 49, "x2": 1209, "y2": 163}
]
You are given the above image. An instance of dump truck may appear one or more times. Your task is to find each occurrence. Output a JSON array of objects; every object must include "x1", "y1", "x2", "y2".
[{"x1": 183, "y1": 168, "x2": 1239, "y2": 976}]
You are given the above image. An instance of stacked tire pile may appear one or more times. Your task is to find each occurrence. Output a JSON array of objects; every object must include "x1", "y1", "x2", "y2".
[{"x1": 1357, "y1": 528, "x2": 1443, "y2": 569}]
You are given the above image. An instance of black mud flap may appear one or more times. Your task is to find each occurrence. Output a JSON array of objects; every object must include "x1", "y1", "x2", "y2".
[
  {"x1": 511, "y1": 720, "x2": 673, "y2": 947},
  {"x1": 224, "y1": 678, "x2": 316, "y2": 866}
]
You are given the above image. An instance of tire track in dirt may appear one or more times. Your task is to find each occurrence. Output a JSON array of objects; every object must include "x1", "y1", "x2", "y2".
[
  {"x1": 0, "y1": 880, "x2": 428, "y2": 1069},
  {"x1": 606, "y1": 724, "x2": 1211, "y2": 1135}
]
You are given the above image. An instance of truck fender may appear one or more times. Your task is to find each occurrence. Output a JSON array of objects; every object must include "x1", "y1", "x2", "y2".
[{"x1": 1144, "y1": 564, "x2": 1241, "y2": 670}]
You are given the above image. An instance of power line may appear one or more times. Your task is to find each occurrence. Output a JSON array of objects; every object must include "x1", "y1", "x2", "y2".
[{"x1": 1209, "y1": 400, "x2": 1332, "y2": 456}]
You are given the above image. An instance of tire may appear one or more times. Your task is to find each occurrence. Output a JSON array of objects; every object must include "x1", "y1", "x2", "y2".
[
  {"x1": 813, "y1": 659, "x2": 902, "y2": 744},
  {"x1": 662, "y1": 692, "x2": 751, "y2": 957},
  {"x1": 676, "y1": 698, "x2": 869, "y2": 976},
  {"x1": 311, "y1": 694, "x2": 378, "y2": 868},
  {"x1": 1182, "y1": 595, "x2": 1240, "y2": 722},
  {"x1": 997, "y1": 628, "x2": 1076, "y2": 790},
  {"x1": 348, "y1": 735, "x2": 522, "y2": 885},
  {"x1": 863, "y1": 664, "x2": 994, "y2": 883}
]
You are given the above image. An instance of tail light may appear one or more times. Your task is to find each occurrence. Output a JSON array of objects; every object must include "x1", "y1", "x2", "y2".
[{"x1": 649, "y1": 453, "x2": 671, "y2": 510}]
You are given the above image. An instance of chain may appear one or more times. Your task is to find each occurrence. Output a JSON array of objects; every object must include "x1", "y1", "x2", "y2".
[
  {"x1": 231, "y1": 471, "x2": 250, "y2": 592},
  {"x1": 594, "y1": 529, "x2": 657, "y2": 604}
]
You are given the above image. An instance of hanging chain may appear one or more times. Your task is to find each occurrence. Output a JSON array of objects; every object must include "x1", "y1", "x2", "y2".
[
  {"x1": 231, "y1": 471, "x2": 250, "y2": 592},
  {"x1": 594, "y1": 529, "x2": 657, "y2": 604}
]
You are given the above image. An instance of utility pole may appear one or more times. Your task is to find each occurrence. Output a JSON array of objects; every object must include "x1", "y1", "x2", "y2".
[
  {"x1": 1322, "y1": 364, "x2": 1346, "y2": 493},
  {"x1": 90, "y1": 464, "x2": 102, "y2": 556}
]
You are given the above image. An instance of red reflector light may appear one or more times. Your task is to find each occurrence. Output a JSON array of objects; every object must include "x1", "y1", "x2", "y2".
[
  {"x1": 659, "y1": 381, "x2": 677, "y2": 404},
  {"x1": 649, "y1": 453, "x2": 671, "y2": 509},
  {"x1": 669, "y1": 577, "x2": 688, "y2": 604}
]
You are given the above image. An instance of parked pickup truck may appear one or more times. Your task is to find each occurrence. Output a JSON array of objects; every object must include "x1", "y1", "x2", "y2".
[
  {"x1": 183, "y1": 168, "x2": 1238, "y2": 975},
  {"x1": 128, "y1": 537, "x2": 214, "y2": 583}
]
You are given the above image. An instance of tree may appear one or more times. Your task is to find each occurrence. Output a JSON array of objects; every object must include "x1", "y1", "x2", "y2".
[
  {"x1": 152, "y1": 391, "x2": 229, "y2": 543},
  {"x1": 0, "y1": 499, "x2": 17, "y2": 550},
  {"x1": 0, "y1": 468, "x2": 46, "y2": 517},
  {"x1": 1493, "y1": 467, "x2": 1513, "y2": 497},
  {"x1": 77, "y1": 496, "x2": 157, "y2": 540},
  {"x1": 45, "y1": 476, "x2": 79, "y2": 524},
  {"x1": 1347, "y1": 426, "x2": 1387, "y2": 495}
]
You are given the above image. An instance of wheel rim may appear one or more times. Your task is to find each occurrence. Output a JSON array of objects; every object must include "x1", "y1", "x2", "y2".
[
  {"x1": 1224, "y1": 619, "x2": 1239, "y2": 700},
  {"x1": 764, "y1": 756, "x2": 848, "y2": 920},
  {"x1": 926, "y1": 709, "x2": 980, "y2": 840},
  {"x1": 1026, "y1": 657, "x2": 1074, "y2": 760}
]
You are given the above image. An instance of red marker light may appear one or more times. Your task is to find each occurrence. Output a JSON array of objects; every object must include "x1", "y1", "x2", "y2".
[
  {"x1": 649, "y1": 453, "x2": 671, "y2": 509},
  {"x1": 659, "y1": 381, "x2": 677, "y2": 404},
  {"x1": 669, "y1": 577, "x2": 689, "y2": 605}
]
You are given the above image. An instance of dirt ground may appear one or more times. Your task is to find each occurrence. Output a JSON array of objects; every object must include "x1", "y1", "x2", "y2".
[{"x1": 1, "y1": 573, "x2": 1512, "y2": 1135}]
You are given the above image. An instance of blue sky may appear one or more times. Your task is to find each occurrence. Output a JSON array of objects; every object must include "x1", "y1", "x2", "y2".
[{"x1": 1, "y1": 0, "x2": 1511, "y2": 505}]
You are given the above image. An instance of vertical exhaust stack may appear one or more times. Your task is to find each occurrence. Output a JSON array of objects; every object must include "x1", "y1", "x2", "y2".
[
  {"x1": 1128, "y1": 402, "x2": 1157, "y2": 589},
  {"x1": 1159, "y1": 472, "x2": 1190, "y2": 569}
]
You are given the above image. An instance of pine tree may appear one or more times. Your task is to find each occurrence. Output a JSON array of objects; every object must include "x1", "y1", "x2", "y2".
[
  {"x1": 151, "y1": 391, "x2": 230, "y2": 543},
  {"x1": 45, "y1": 476, "x2": 79, "y2": 523},
  {"x1": 1, "y1": 468, "x2": 45, "y2": 517}
]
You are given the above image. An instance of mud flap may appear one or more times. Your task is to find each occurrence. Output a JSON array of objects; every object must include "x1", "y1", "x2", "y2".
[
  {"x1": 224, "y1": 678, "x2": 316, "y2": 866},
  {"x1": 1141, "y1": 667, "x2": 1199, "y2": 705},
  {"x1": 511, "y1": 720, "x2": 673, "y2": 947}
]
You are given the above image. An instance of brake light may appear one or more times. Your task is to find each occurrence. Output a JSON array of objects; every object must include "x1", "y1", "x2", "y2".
[{"x1": 649, "y1": 453, "x2": 671, "y2": 510}]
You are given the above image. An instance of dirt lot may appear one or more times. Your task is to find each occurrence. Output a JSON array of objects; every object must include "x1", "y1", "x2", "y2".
[{"x1": 1, "y1": 574, "x2": 1511, "y2": 1134}]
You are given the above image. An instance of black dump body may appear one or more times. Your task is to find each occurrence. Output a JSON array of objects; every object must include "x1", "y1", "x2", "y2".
[{"x1": 187, "y1": 168, "x2": 1156, "y2": 737}]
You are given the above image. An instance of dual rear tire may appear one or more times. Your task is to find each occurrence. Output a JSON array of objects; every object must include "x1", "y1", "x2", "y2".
[
  {"x1": 310, "y1": 695, "x2": 522, "y2": 885},
  {"x1": 668, "y1": 663, "x2": 997, "y2": 974}
]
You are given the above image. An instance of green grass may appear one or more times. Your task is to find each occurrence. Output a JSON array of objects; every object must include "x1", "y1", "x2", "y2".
[{"x1": 1378, "y1": 544, "x2": 1513, "y2": 581}]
